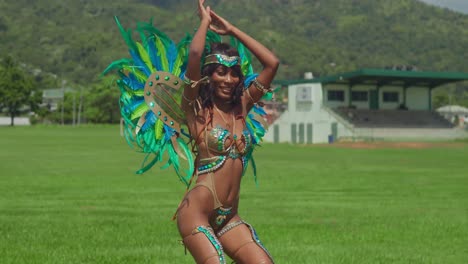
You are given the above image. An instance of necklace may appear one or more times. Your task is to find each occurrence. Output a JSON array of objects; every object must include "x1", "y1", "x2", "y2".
[{"x1": 214, "y1": 105, "x2": 233, "y2": 129}]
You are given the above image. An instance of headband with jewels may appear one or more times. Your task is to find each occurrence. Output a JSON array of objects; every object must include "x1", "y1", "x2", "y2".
[{"x1": 204, "y1": 54, "x2": 241, "y2": 67}]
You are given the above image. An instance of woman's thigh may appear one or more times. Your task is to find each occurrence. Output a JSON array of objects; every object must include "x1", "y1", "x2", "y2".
[
  {"x1": 176, "y1": 185, "x2": 214, "y2": 235},
  {"x1": 217, "y1": 217, "x2": 274, "y2": 264},
  {"x1": 177, "y1": 188, "x2": 226, "y2": 263}
]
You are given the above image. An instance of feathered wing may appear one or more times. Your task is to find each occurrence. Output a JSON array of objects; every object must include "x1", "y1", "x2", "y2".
[
  {"x1": 105, "y1": 17, "x2": 273, "y2": 186},
  {"x1": 104, "y1": 17, "x2": 194, "y2": 187},
  {"x1": 230, "y1": 37, "x2": 273, "y2": 184}
]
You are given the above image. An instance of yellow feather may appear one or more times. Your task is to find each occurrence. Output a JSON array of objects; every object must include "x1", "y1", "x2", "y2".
[
  {"x1": 154, "y1": 119, "x2": 164, "y2": 140},
  {"x1": 155, "y1": 37, "x2": 169, "y2": 72},
  {"x1": 136, "y1": 42, "x2": 155, "y2": 72},
  {"x1": 122, "y1": 66, "x2": 147, "y2": 83},
  {"x1": 130, "y1": 103, "x2": 150, "y2": 120}
]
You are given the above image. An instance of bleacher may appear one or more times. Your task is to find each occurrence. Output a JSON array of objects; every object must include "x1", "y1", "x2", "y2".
[{"x1": 334, "y1": 108, "x2": 454, "y2": 128}]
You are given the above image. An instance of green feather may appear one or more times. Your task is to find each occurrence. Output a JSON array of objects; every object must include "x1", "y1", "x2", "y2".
[
  {"x1": 176, "y1": 137, "x2": 195, "y2": 186},
  {"x1": 261, "y1": 91, "x2": 274, "y2": 101},
  {"x1": 137, "y1": 20, "x2": 173, "y2": 72},
  {"x1": 172, "y1": 34, "x2": 192, "y2": 76},
  {"x1": 136, "y1": 152, "x2": 160, "y2": 175},
  {"x1": 114, "y1": 16, "x2": 137, "y2": 52},
  {"x1": 230, "y1": 36, "x2": 253, "y2": 76},
  {"x1": 126, "y1": 89, "x2": 144, "y2": 97},
  {"x1": 102, "y1": 59, "x2": 131, "y2": 75},
  {"x1": 121, "y1": 66, "x2": 147, "y2": 83},
  {"x1": 130, "y1": 103, "x2": 150, "y2": 120},
  {"x1": 206, "y1": 31, "x2": 222, "y2": 45}
]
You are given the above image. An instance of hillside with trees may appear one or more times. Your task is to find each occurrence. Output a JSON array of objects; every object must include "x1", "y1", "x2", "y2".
[
  {"x1": 0, "y1": 0, "x2": 467, "y2": 123},
  {"x1": 1, "y1": 0, "x2": 468, "y2": 80}
]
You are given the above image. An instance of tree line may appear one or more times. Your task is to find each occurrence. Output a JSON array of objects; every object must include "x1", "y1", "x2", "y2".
[
  {"x1": 1, "y1": 0, "x2": 467, "y2": 125},
  {"x1": 1, "y1": 0, "x2": 468, "y2": 82},
  {"x1": 0, "y1": 55, "x2": 120, "y2": 126}
]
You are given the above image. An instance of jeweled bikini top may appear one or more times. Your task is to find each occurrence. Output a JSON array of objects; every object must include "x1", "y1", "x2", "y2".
[{"x1": 197, "y1": 116, "x2": 253, "y2": 175}]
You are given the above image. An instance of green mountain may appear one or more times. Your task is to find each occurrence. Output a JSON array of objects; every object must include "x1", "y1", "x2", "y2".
[{"x1": 1, "y1": 0, "x2": 467, "y2": 85}]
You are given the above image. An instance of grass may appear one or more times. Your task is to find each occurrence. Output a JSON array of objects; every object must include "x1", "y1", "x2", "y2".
[{"x1": 0, "y1": 125, "x2": 467, "y2": 263}]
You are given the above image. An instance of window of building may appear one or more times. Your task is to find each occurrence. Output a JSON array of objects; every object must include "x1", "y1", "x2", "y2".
[
  {"x1": 328, "y1": 90, "x2": 344, "y2": 101},
  {"x1": 383, "y1": 92, "x2": 399, "y2": 102},
  {"x1": 351, "y1": 91, "x2": 368, "y2": 102}
]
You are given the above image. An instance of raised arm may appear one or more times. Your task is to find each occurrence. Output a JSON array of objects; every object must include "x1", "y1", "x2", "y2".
[
  {"x1": 181, "y1": 0, "x2": 211, "y2": 112},
  {"x1": 209, "y1": 9, "x2": 280, "y2": 108}
]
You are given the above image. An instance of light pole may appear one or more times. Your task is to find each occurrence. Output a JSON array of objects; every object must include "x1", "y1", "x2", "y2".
[{"x1": 61, "y1": 80, "x2": 66, "y2": 125}]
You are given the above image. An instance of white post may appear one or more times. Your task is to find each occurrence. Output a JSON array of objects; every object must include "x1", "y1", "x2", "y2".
[
  {"x1": 77, "y1": 87, "x2": 83, "y2": 126},
  {"x1": 72, "y1": 91, "x2": 76, "y2": 126},
  {"x1": 61, "y1": 80, "x2": 66, "y2": 125}
]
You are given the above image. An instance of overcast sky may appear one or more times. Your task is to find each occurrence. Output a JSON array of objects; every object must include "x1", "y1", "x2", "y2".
[{"x1": 418, "y1": 0, "x2": 468, "y2": 14}]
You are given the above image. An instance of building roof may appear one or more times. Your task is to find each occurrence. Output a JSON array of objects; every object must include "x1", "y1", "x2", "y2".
[
  {"x1": 436, "y1": 105, "x2": 468, "y2": 114},
  {"x1": 274, "y1": 68, "x2": 468, "y2": 88}
]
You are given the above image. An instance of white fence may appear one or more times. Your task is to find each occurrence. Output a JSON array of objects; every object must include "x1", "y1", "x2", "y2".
[{"x1": 0, "y1": 117, "x2": 30, "y2": 126}]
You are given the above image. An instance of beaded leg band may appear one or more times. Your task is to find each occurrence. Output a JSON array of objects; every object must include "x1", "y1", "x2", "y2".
[
  {"x1": 191, "y1": 225, "x2": 227, "y2": 264},
  {"x1": 243, "y1": 221, "x2": 274, "y2": 263},
  {"x1": 216, "y1": 220, "x2": 244, "y2": 237},
  {"x1": 217, "y1": 220, "x2": 274, "y2": 263}
]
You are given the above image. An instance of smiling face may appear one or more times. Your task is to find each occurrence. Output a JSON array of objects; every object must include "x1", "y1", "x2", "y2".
[
  {"x1": 198, "y1": 42, "x2": 245, "y2": 108},
  {"x1": 211, "y1": 65, "x2": 241, "y2": 101}
]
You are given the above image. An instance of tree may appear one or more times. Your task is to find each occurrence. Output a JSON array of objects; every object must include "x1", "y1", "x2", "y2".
[
  {"x1": 47, "y1": 92, "x2": 76, "y2": 124},
  {"x1": 0, "y1": 56, "x2": 40, "y2": 126},
  {"x1": 84, "y1": 76, "x2": 121, "y2": 124},
  {"x1": 433, "y1": 93, "x2": 449, "y2": 109}
]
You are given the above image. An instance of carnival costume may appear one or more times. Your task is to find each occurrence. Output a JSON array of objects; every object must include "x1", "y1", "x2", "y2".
[{"x1": 104, "y1": 17, "x2": 274, "y2": 263}]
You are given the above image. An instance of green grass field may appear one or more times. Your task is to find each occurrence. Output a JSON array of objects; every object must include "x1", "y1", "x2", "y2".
[{"x1": 1, "y1": 126, "x2": 467, "y2": 264}]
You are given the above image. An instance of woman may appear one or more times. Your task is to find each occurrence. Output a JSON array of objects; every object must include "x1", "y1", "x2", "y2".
[{"x1": 177, "y1": 0, "x2": 279, "y2": 263}]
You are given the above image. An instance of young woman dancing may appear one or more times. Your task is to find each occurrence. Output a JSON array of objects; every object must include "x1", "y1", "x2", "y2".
[
  {"x1": 106, "y1": 0, "x2": 279, "y2": 262},
  {"x1": 177, "y1": 0, "x2": 279, "y2": 263}
]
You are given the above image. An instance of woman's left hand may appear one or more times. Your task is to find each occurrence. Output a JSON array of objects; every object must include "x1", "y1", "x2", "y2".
[{"x1": 209, "y1": 10, "x2": 233, "y2": 35}]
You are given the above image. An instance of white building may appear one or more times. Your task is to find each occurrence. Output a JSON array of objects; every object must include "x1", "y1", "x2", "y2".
[
  {"x1": 263, "y1": 72, "x2": 352, "y2": 144},
  {"x1": 264, "y1": 69, "x2": 468, "y2": 143}
]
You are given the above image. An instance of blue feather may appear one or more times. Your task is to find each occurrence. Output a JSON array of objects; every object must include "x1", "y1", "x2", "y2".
[
  {"x1": 124, "y1": 98, "x2": 145, "y2": 114},
  {"x1": 251, "y1": 119, "x2": 265, "y2": 134},
  {"x1": 128, "y1": 72, "x2": 145, "y2": 88},
  {"x1": 163, "y1": 125, "x2": 176, "y2": 141},
  {"x1": 244, "y1": 74, "x2": 258, "y2": 88},
  {"x1": 141, "y1": 111, "x2": 156, "y2": 132},
  {"x1": 245, "y1": 123, "x2": 256, "y2": 143},
  {"x1": 122, "y1": 74, "x2": 145, "y2": 91},
  {"x1": 147, "y1": 38, "x2": 163, "y2": 71},
  {"x1": 167, "y1": 41, "x2": 177, "y2": 72},
  {"x1": 252, "y1": 106, "x2": 267, "y2": 116},
  {"x1": 129, "y1": 50, "x2": 151, "y2": 77},
  {"x1": 179, "y1": 69, "x2": 186, "y2": 79}
]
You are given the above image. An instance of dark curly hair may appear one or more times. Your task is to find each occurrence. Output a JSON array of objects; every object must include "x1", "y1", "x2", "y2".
[{"x1": 198, "y1": 43, "x2": 245, "y2": 109}]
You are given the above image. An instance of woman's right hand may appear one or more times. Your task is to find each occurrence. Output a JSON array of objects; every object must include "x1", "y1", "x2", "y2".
[{"x1": 198, "y1": 0, "x2": 211, "y2": 24}]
